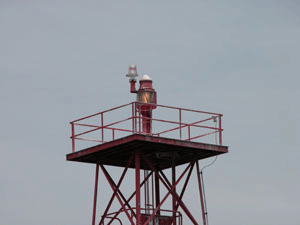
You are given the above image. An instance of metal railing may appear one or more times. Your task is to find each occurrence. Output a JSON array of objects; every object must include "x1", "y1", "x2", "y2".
[
  {"x1": 70, "y1": 102, "x2": 223, "y2": 152},
  {"x1": 101, "y1": 208, "x2": 183, "y2": 225}
]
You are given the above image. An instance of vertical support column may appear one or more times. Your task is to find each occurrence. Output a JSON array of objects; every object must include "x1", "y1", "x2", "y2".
[
  {"x1": 144, "y1": 170, "x2": 150, "y2": 215},
  {"x1": 196, "y1": 161, "x2": 207, "y2": 225},
  {"x1": 152, "y1": 171, "x2": 155, "y2": 211},
  {"x1": 135, "y1": 150, "x2": 141, "y2": 225},
  {"x1": 155, "y1": 172, "x2": 160, "y2": 217},
  {"x1": 172, "y1": 157, "x2": 177, "y2": 225},
  {"x1": 92, "y1": 164, "x2": 99, "y2": 225}
]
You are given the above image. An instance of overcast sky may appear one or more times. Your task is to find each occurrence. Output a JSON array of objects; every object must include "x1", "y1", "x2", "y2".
[{"x1": 1, "y1": 1, "x2": 300, "y2": 225}]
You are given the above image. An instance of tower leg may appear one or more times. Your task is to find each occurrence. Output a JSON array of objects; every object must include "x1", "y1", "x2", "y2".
[
  {"x1": 135, "y1": 150, "x2": 141, "y2": 225},
  {"x1": 196, "y1": 161, "x2": 207, "y2": 225},
  {"x1": 172, "y1": 158, "x2": 176, "y2": 225},
  {"x1": 92, "y1": 164, "x2": 99, "y2": 225},
  {"x1": 155, "y1": 172, "x2": 160, "y2": 218}
]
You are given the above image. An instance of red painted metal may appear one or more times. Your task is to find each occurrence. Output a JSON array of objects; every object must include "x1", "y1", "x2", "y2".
[
  {"x1": 155, "y1": 172, "x2": 160, "y2": 217},
  {"x1": 132, "y1": 103, "x2": 135, "y2": 134},
  {"x1": 158, "y1": 168, "x2": 199, "y2": 225},
  {"x1": 71, "y1": 122, "x2": 75, "y2": 152},
  {"x1": 196, "y1": 161, "x2": 207, "y2": 225},
  {"x1": 92, "y1": 164, "x2": 99, "y2": 225},
  {"x1": 151, "y1": 173, "x2": 154, "y2": 213},
  {"x1": 73, "y1": 137, "x2": 103, "y2": 143},
  {"x1": 159, "y1": 117, "x2": 217, "y2": 136},
  {"x1": 101, "y1": 113, "x2": 104, "y2": 142},
  {"x1": 141, "y1": 213, "x2": 175, "y2": 225},
  {"x1": 67, "y1": 134, "x2": 228, "y2": 170},
  {"x1": 179, "y1": 109, "x2": 182, "y2": 140},
  {"x1": 68, "y1": 99, "x2": 228, "y2": 225},
  {"x1": 99, "y1": 154, "x2": 133, "y2": 225},
  {"x1": 73, "y1": 127, "x2": 101, "y2": 139},
  {"x1": 175, "y1": 162, "x2": 195, "y2": 211},
  {"x1": 105, "y1": 217, "x2": 122, "y2": 225},
  {"x1": 100, "y1": 164, "x2": 135, "y2": 225},
  {"x1": 135, "y1": 150, "x2": 141, "y2": 225},
  {"x1": 104, "y1": 172, "x2": 153, "y2": 225},
  {"x1": 130, "y1": 80, "x2": 137, "y2": 93},
  {"x1": 187, "y1": 130, "x2": 219, "y2": 141},
  {"x1": 172, "y1": 159, "x2": 176, "y2": 225},
  {"x1": 142, "y1": 156, "x2": 198, "y2": 225},
  {"x1": 69, "y1": 102, "x2": 224, "y2": 152},
  {"x1": 219, "y1": 116, "x2": 222, "y2": 145},
  {"x1": 143, "y1": 169, "x2": 189, "y2": 225},
  {"x1": 105, "y1": 208, "x2": 182, "y2": 225},
  {"x1": 71, "y1": 102, "x2": 132, "y2": 123},
  {"x1": 92, "y1": 158, "x2": 197, "y2": 225}
]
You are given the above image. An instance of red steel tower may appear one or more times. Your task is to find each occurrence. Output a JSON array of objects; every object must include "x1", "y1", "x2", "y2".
[{"x1": 67, "y1": 65, "x2": 228, "y2": 225}]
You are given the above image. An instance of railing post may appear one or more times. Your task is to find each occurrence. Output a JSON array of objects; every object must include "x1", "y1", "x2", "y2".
[
  {"x1": 132, "y1": 103, "x2": 135, "y2": 134},
  {"x1": 219, "y1": 116, "x2": 222, "y2": 145},
  {"x1": 112, "y1": 129, "x2": 115, "y2": 140},
  {"x1": 134, "y1": 102, "x2": 137, "y2": 133},
  {"x1": 150, "y1": 110, "x2": 153, "y2": 135},
  {"x1": 71, "y1": 122, "x2": 75, "y2": 152},
  {"x1": 179, "y1": 109, "x2": 182, "y2": 140},
  {"x1": 138, "y1": 105, "x2": 141, "y2": 134},
  {"x1": 188, "y1": 125, "x2": 190, "y2": 141},
  {"x1": 101, "y1": 113, "x2": 104, "y2": 142}
]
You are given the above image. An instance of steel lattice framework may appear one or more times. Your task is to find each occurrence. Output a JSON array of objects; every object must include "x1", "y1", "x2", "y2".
[{"x1": 66, "y1": 102, "x2": 228, "y2": 225}]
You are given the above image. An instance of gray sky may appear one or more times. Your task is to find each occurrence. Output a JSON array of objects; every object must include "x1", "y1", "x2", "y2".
[{"x1": 1, "y1": 0, "x2": 300, "y2": 225}]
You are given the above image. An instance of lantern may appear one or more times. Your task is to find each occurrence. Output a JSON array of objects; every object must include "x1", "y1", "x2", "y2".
[{"x1": 126, "y1": 66, "x2": 157, "y2": 134}]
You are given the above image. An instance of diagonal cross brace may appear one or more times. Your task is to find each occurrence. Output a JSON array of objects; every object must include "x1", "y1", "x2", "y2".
[
  {"x1": 104, "y1": 171, "x2": 154, "y2": 225},
  {"x1": 99, "y1": 154, "x2": 134, "y2": 225},
  {"x1": 143, "y1": 159, "x2": 191, "y2": 225},
  {"x1": 159, "y1": 166, "x2": 198, "y2": 225},
  {"x1": 100, "y1": 164, "x2": 135, "y2": 225},
  {"x1": 175, "y1": 161, "x2": 195, "y2": 211},
  {"x1": 142, "y1": 154, "x2": 199, "y2": 225}
]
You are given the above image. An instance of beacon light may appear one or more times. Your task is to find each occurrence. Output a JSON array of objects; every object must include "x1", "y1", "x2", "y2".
[
  {"x1": 126, "y1": 64, "x2": 138, "y2": 81},
  {"x1": 126, "y1": 65, "x2": 157, "y2": 134},
  {"x1": 126, "y1": 65, "x2": 139, "y2": 93}
]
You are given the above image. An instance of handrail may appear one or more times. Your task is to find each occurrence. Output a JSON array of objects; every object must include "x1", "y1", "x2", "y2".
[
  {"x1": 71, "y1": 102, "x2": 132, "y2": 123},
  {"x1": 103, "y1": 207, "x2": 182, "y2": 225},
  {"x1": 135, "y1": 101, "x2": 222, "y2": 116},
  {"x1": 156, "y1": 117, "x2": 217, "y2": 136},
  {"x1": 104, "y1": 217, "x2": 122, "y2": 225},
  {"x1": 149, "y1": 117, "x2": 221, "y2": 131},
  {"x1": 71, "y1": 102, "x2": 221, "y2": 123},
  {"x1": 69, "y1": 102, "x2": 224, "y2": 152}
]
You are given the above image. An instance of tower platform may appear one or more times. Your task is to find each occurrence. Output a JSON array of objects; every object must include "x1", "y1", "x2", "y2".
[{"x1": 66, "y1": 134, "x2": 228, "y2": 170}]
